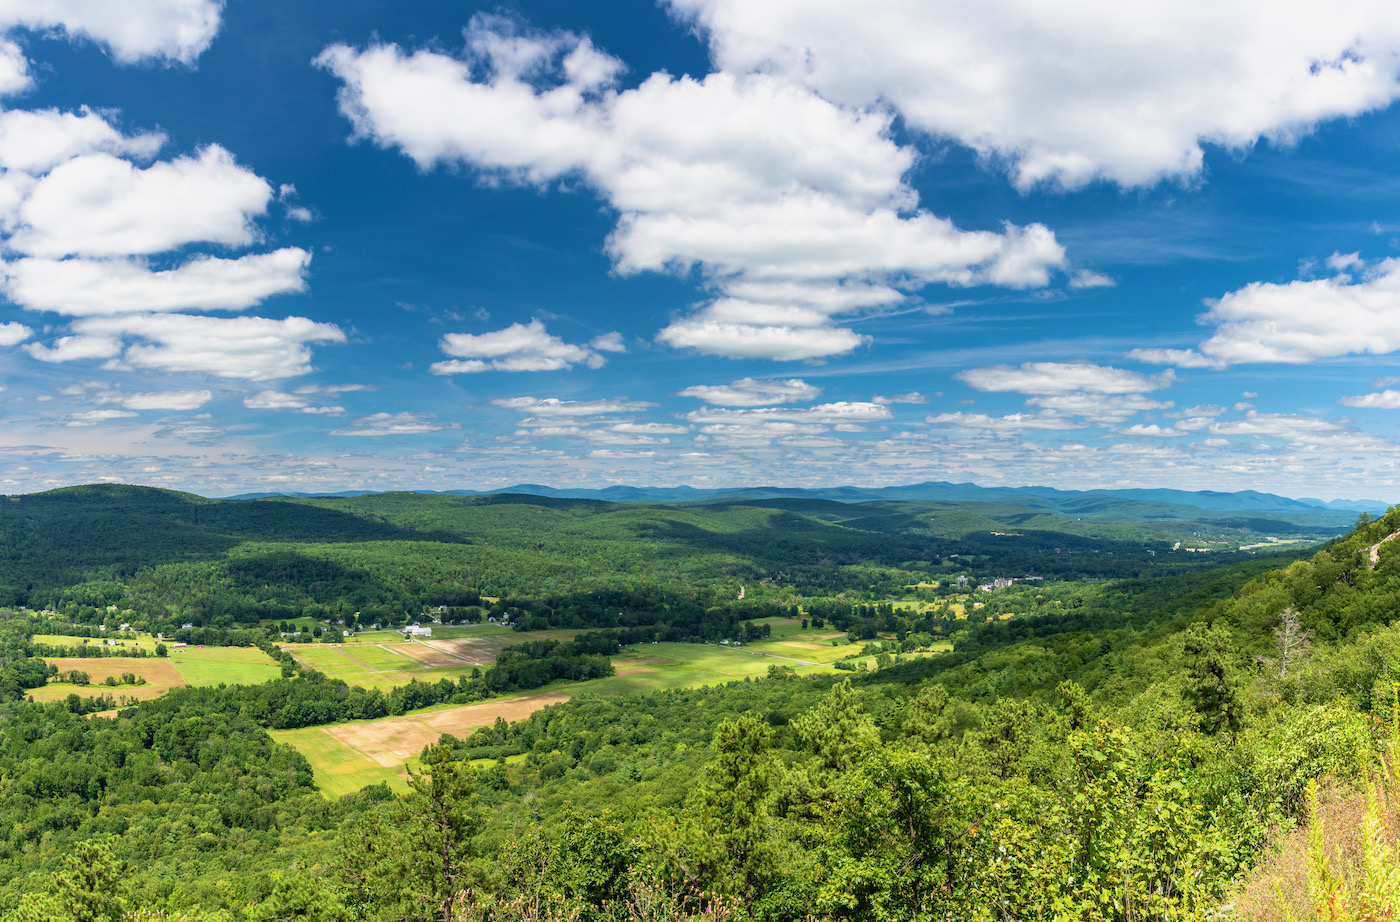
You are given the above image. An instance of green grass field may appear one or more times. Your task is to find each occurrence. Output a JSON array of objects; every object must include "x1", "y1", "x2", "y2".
[
  {"x1": 272, "y1": 725, "x2": 418, "y2": 798},
  {"x1": 274, "y1": 640, "x2": 849, "y2": 797},
  {"x1": 168, "y1": 646, "x2": 282, "y2": 686},
  {"x1": 33, "y1": 633, "x2": 164, "y2": 652}
]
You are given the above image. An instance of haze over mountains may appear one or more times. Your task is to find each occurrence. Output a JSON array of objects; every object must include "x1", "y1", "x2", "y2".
[{"x1": 224, "y1": 480, "x2": 1389, "y2": 521}]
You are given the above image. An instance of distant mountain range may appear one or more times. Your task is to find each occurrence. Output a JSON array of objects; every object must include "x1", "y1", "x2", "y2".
[{"x1": 223, "y1": 481, "x2": 1391, "y2": 518}]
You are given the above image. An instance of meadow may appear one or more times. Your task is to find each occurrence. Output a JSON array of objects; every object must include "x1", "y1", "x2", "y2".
[
  {"x1": 28, "y1": 643, "x2": 281, "y2": 704},
  {"x1": 270, "y1": 635, "x2": 857, "y2": 796}
]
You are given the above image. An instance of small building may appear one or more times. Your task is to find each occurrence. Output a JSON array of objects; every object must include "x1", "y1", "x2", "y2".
[
  {"x1": 404, "y1": 625, "x2": 432, "y2": 638},
  {"x1": 172, "y1": 642, "x2": 187, "y2": 650}
]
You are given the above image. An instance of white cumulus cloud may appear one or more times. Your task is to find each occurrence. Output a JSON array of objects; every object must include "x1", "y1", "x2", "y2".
[
  {"x1": 26, "y1": 313, "x2": 344, "y2": 380},
  {"x1": 668, "y1": 0, "x2": 1400, "y2": 189},
  {"x1": 957, "y1": 362, "x2": 1174, "y2": 395},
  {"x1": 430, "y1": 319, "x2": 619, "y2": 374},
  {"x1": 330, "y1": 412, "x2": 453, "y2": 437},
  {"x1": 317, "y1": 17, "x2": 1066, "y2": 361},
  {"x1": 678, "y1": 377, "x2": 821, "y2": 406},
  {"x1": 492, "y1": 396, "x2": 654, "y2": 418},
  {"x1": 11, "y1": 145, "x2": 272, "y2": 258},
  {"x1": 0, "y1": 0, "x2": 224, "y2": 65},
  {"x1": 1132, "y1": 259, "x2": 1400, "y2": 368},
  {"x1": 4, "y1": 249, "x2": 311, "y2": 315},
  {"x1": 0, "y1": 320, "x2": 30, "y2": 345},
  {"x1": 1341, "y1": 390, "x2": 1400, "y2": 409},
  {"x1": 120, "y1": 389, "x2": 211, "y2": 410}
]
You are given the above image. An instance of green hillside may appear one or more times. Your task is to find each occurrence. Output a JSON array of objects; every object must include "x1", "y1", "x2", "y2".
[{"x1": 4, "y1": 486, "x2": 1399, "y2": 920}]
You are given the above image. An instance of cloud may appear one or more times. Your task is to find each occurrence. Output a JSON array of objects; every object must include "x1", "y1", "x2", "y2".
[
  {"x1": 330, "y1": 412, "x2": 453, "y2": 437},
  {"x1": 678, "y1": 377, "x2": 821, "y2": 406},
  {"x1": 926, "y1": 411, "x2": 1085, "y2": 430},
  {"x1": 295, "y1": 383, "x2": 373, "y2": 396},
  {"x1": 1207, "y1": 411, "x2": 1342, "y2": 442},
  {"x1": 1026, "y1": 392, "x2": 1172, "y2": 421},
  {"x1": 655, "y1": 317, "x2": 870, "y2": 361},
  {"x1": 684, "y1": 401, "x2": 891, "y2": 429},
  {"x1": 0, "y1": 320, "x2": 30, "y2": 345},
  {"x1": 318, "y1": 18, "x2": 1066, "y2": 360},
  {"x1": 0, "y1": 107, "x2": 164, "y2": 175},
  {"x1": 957, "y1": 362, "x2": 1174, "y2": 395},
  {"x1": 430, "y1": 319, "x2": 619, "y2": 374},
  {"x1": 0, "y1": 108, "x2": 331, "y2": 381},
  {"x1": 0, "y1": 0, "x2": 224, "y2": 65},
  {"x1": 606, "y1": 422, "x2": 689, "y2": 435},
  {"x1": 873, "y1": 391, "x2": 927, "y2": 405},
  {"x1": 1131, "y1": 259, "x2": 1400, "y2": 368},
  {"x1": 4, "y1": 249, "x2": 311, "y2": 315},
  {"x1": 0, "y1": 39, "x2": 28, "y2": 95},
  {"x1": 244, "y1": 390, "x2": 345, "y2": 414},
  {"x1": 1069, "y1": 270, "x2": 1116, "y2": 289},
  {"x1": 669, "y1": 0, "x2": 1400, "y2": 189},
  {"x1": 10, "y1": 146, "x2": 272, "y2": 258},
  {"x1": 1340, "y1": 390, "x2": 1400, "y2": 409},
  {"x1": 66, "y1": 408, "x2": 137, "y2": 426},
  {"x1": 25, "y1": 332, "x2": 121, "y2": 363},
  {"x1": 589, "y1": 331, "x2": 626, "y2": 352},
  {"x1": 491, "y1": 396, "x2": 654, "y2": 417},
  {"x1": 1121, "y1": 424, "x2": 1188, "y2": 437},
  {"x1": 120, "y1": 389, "x2": 211, "y2": 410},
  {"x1": 27, "y1": 314, "x2": 345, "y2": 379}
]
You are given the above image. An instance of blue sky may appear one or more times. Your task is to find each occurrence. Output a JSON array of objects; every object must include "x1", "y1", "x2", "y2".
[{"x1": 3, "y1": 1, "x2": 1400, "y2": 499}]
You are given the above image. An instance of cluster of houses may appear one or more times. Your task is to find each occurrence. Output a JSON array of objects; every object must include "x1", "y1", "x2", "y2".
[{"x1": 952, "y1": 574, "x2": 1045, "y2": 593}]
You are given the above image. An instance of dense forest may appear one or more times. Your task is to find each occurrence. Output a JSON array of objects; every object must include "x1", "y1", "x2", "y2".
[
  {"x1": 0, "y1": 484, "x2": 1321, "y2": 633},
  {"x1": 3, "y1": 488, "x2": 1400, "y2": 919}
]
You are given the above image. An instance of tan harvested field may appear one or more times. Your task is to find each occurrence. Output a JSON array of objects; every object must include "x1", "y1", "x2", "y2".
[
  {"x1": 424, "y1": 629, "x2": 583, "y2": 666},
  {"x1": 318, "y1": 691, "x2": 573, "y2": 767},
  {"x1": 393, "y1": 643, "x2": 466, "y2": 668},
  {"x1": 28, "y1": 657, "x2": 185, "y2": 702}
]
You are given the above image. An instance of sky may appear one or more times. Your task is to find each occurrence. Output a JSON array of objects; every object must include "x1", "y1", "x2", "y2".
[{"x1": 4, "y1": 1, "x2": 1400, "y2": 499}]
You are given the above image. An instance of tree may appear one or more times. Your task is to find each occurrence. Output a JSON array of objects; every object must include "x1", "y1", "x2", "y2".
[
  {"x1": 1182, "y1": 622, "x2": 1243, "y2": 735},
  {"x1": 678, "y1": 713, "x2": 778, "y2": 901},
  {"x1": 1266, "y1": 606, "x2": 1313, "y2": 679},
  {"x1": 8, "y1": 837, "x2": 128, "y2": 922},
  {"x1": 792, "y1": 680, "x2": 879, "y2": 772},
  {"x1": 399, "y1": 745, "x2": 479, "y2": 922}
]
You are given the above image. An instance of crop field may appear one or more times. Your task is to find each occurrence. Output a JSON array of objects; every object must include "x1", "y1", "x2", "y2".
[
  {"x1": 271, "y1": 691, "x2": 572, "y2": 797},
  {"x1": 273, "y1": 640, "x2": 846, "y2": 797},
  {"x1": 423, "y1": 628, "x2": 582, "y2": 665},
  {"x1": 27, "y1": 656, "x2": 185, "y2": 703}
]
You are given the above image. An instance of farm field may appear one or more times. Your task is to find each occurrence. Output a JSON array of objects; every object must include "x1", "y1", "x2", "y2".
[
  {"x1": 168, "y1": 645, "x2": 282, "y2": 685},
  {"x1": 273, "y1": 640, "x2": 846, "y2": 797},
  {"x1": 281, "y1": 627, "x2": 593, "y2": 692},
  {"x1": 28, "y1": 644, "x2": 282, "y2": 702},
  {"x1": 27, "y1": 656, "x2": 183, "y2": 703},
  {"x1": 272, "y1": 690, "x2": 573, "y2": 797},
  {"x1": 32, "y1": 633, "x2": 163, "y2": 652}
]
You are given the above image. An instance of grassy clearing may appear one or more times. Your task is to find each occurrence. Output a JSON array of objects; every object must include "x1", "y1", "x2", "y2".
[
  {"x1": 271, "y1": 689, "x2": 569, "y2": 797},
  {"x1": 33, "y1": 634, "x2": 164, "y2": 652},
  {"x1": 276, "y1": 641, "x2": 846, "y2": 797},
  {"x1": 272, "y1": 725, "x2": 416, "y2": 798},
  {"x1": 169, "y1": 646, "x2": 282, "y2": 686}
]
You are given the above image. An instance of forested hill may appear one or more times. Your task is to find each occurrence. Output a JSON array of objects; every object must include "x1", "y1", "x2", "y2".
[
  {"x1": 5, "y1": 495, "x2": 1400, "y2": 918},
  {"x1": 0, "y1": 483, "x2": 1328, "y2": 623}
]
